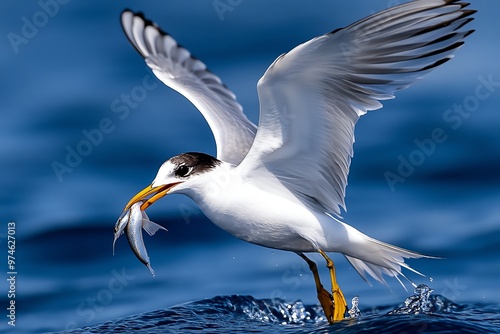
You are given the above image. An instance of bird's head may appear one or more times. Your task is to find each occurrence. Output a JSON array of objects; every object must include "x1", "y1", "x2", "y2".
[{"x1": 124, "y1": 152, "x2": 221, "y2": 211}]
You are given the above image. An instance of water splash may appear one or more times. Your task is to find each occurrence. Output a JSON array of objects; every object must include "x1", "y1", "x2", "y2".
[
  {"x1": 348, "y1": 296, "x2": 361, "y2": 318},
  {"x1": 237, "y1": 297, "x2": 313, "y2": 324},
  {"x1": 389, "y1": 284, "x2": 433, "y2": 315},
  {"x1": 61, "y1": 293, "x2": 500, "y2": 333}
]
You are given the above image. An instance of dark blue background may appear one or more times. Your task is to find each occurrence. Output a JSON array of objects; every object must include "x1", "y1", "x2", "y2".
[{"x1": 1, "y1": 1, "x2": 499, "y2": 332}]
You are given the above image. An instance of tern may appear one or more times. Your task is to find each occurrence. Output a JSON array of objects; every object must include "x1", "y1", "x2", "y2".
[{"x1": 119, "y1": 0, "x2": 475, "y2": 322}]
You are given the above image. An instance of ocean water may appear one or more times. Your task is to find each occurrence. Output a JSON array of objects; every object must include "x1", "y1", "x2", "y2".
[{"x1": 2, "y1": 1, "x2": 500, "y2": 333}]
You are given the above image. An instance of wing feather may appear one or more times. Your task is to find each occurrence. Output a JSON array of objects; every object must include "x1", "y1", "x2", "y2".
[
  {"x1": 238, "y1": 0, "x2": 475, "y2": 215},
  {"x1": 121, "y1": 11, "x2": 257, "y2": 165}
]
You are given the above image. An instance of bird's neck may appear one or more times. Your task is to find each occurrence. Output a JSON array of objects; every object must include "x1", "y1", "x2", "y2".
[{"x1": 179, "y1": 161, "x2": 239, "y2": 205}]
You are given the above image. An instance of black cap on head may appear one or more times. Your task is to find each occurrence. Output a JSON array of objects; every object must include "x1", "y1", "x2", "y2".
[{"x1": 169, "y1": 152, "x2": 221, "y2": 178}]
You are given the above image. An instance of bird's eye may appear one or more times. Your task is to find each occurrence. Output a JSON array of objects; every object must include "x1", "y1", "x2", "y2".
[{"x1": 175, "y1": 165, "x2": 192, "y2": 177}]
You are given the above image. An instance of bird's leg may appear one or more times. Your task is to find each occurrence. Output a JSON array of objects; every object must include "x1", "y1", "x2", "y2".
[
  {"x1": 296, "y1": 252, "x2": 335, "y2": 323},
  {"x1": 318, "y1": 250, "x2": 347, "y2": 321}
]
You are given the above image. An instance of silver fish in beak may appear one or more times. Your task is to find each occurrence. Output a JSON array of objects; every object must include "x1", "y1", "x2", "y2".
[
  {"x1": 113, "y1": 209, "x2": 130, "y2": 255},
  {"x1": 114, "y1": 201, "x2": 167, "y2": 276}
]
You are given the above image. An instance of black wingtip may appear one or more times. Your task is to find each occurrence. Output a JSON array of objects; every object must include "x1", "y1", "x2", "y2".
[
  {"x1": 328, "y1": 27, "x2": 343, "y2": 35},
  {"x1": 420, "y1": 56, "x2": 452, "y2": 72},
  {"x1": 119, "y1": 9, "x2": 173, "y2": 60},
  {"x1": 121, "y1": 8, "x2": 133, "y2": 16},
  {"x1": 121, "y1": 9, "x2": 147, "y2": 20},
  {"x1": 120, "y1": 8, "x2": 144, "y2": 24},
  {"x1": 464, "y1": 29, "x2": 475, "y2": 38},
  {"x1": 120, "y1": 9, "x2": 172, "y2": 41}
]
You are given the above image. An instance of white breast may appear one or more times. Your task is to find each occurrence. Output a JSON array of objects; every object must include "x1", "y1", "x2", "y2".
[{"x1": 181, "y1": 164, "x2": 327, "y2": 251}]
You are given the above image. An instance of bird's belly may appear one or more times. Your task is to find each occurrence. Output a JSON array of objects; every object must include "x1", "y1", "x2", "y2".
[{"x1": 195, "y1": 185, "x2": 324, "y2": 252}]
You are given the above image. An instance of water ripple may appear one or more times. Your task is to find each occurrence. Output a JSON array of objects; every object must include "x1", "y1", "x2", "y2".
[{"x1": 58, "y1": 287, "x2": 500, "y2": 334}]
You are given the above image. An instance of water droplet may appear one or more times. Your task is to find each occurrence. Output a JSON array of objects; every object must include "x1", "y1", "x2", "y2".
[
  {"x1": 429, "y1": 277, "x2": 433, "y2": 282},
  {"x1": 348, "y1": 296, "x2": 361, "y2": 318}
]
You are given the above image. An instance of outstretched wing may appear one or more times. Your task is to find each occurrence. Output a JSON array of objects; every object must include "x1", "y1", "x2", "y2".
[
  {"x1": 121, "y1": 10, "x2": 257, "y2": 165},
  {"x1": 238, "y1": 0, "x2": 475, "y2": 215}
]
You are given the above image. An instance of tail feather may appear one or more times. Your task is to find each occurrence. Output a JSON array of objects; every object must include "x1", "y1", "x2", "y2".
[
  {"x1": 345, "y1": 253, "x2": 414, "y2": 290},
  {"x1": 337, "y1": 222, "x2": 433, "y2": 289}
]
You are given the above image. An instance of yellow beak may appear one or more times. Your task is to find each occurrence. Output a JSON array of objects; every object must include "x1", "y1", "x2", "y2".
[{"x1": 124, "y1": 182, "x2": 181, "y2": 211}]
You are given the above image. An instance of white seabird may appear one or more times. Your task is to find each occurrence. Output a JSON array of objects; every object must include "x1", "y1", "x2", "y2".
[{"x1": 118, "y1": 0, "x2": 475, "y2": 322}]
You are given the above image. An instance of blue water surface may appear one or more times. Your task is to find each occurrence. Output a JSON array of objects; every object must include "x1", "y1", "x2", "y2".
[{"x1": 1, "y1": 1, "x2": 500, "y2": 333}]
